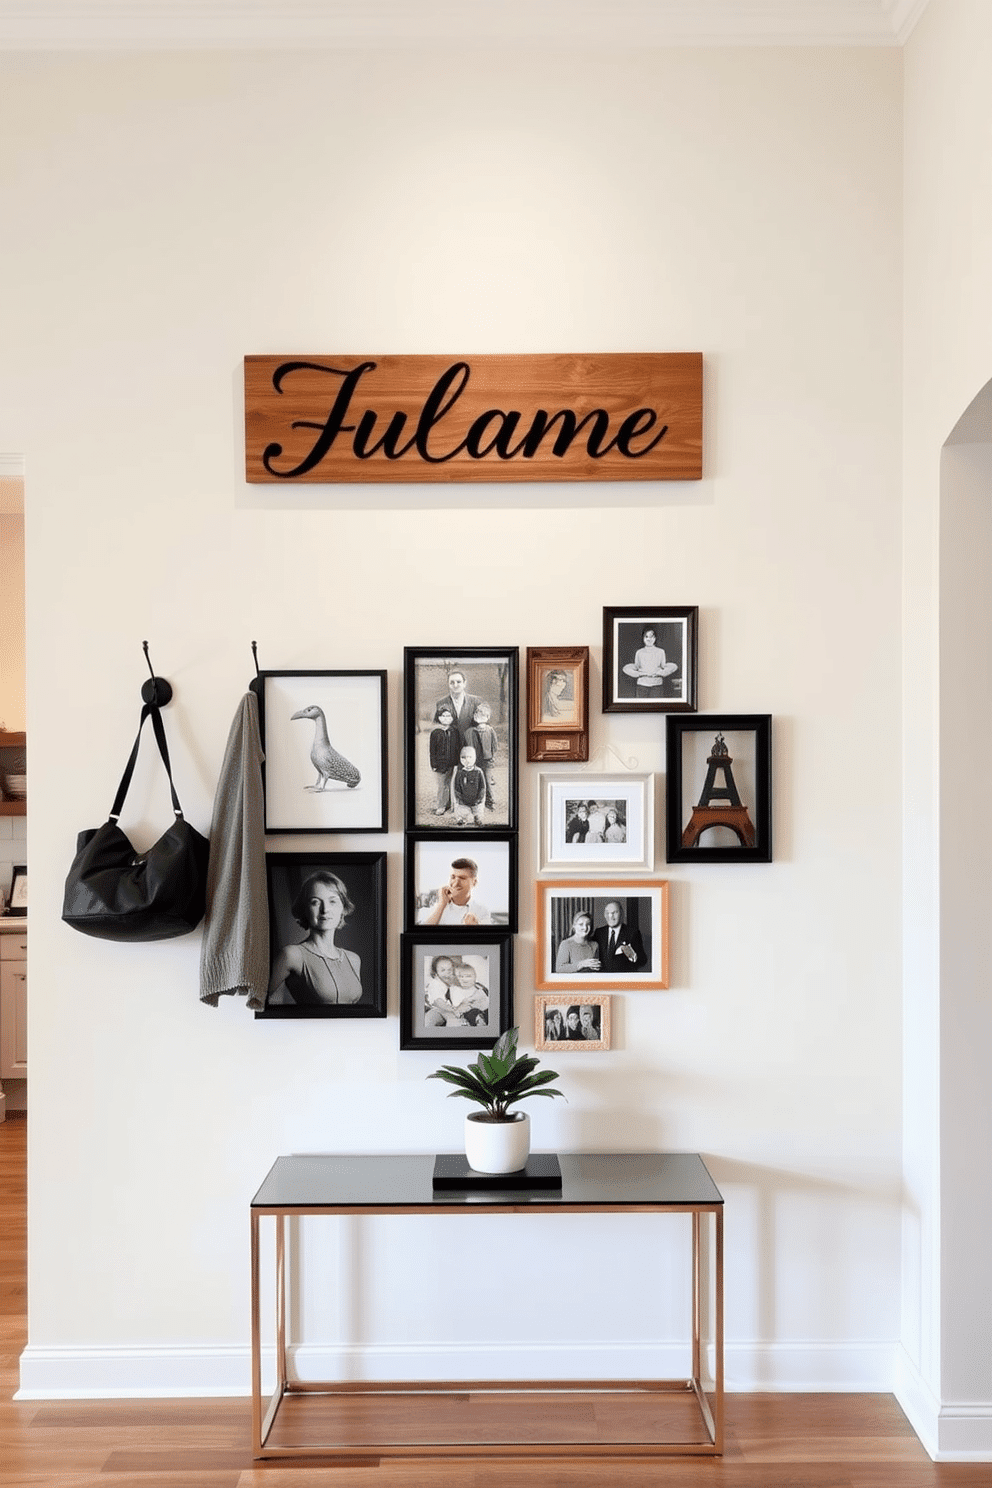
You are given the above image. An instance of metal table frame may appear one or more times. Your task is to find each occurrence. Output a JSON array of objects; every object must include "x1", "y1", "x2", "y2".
[{"x1": 250, "y1": 1152, "x2": 723, "y2": 1460}]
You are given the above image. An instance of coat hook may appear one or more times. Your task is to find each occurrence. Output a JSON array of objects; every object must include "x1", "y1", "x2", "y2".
[
  {"x1": 140, "y1": 641, "x2": 173, "y2": 708},
  {"x1": 249, "y1": 640, "x2": 263, "y2": 696}
]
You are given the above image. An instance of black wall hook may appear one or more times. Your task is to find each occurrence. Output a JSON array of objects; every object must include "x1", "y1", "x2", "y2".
[
  {"x1": 140, "y1": 641, "x2": 173, "y2": 707},
  {"x1": 249, "y1": 640, "x2": 263, "y2": 697}
]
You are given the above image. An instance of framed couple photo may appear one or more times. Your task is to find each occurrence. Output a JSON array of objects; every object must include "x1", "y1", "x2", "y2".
[
  {"x1": 602, "y1": 605, "x2": 698, "y2": 714},
  {"x1": 535, "y1": 879, "x2": 670, "y2": 991},
  {"x1": 399, "y1": 929, "x2": 513, "y2": 1050},
  {"x1": 404, "y1": 647, "x2": 518, "y2": 832},
  {"x1": 538, "y1": 772, "x2": 654, "y2": 873}
]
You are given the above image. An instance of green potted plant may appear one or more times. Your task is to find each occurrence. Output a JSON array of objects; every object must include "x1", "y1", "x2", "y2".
[{"x1": 427, "y1": 1026, "x2": 565, "y2": 1173}]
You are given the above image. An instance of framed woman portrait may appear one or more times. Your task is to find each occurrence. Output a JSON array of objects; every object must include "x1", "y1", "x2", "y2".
[
  {"x1": 258, "y1": 670, "x2": 388, "y2": 833},
  {"x1": 535, "y1": 879, "x2": 670, "y2": 991},
  {"x1": 405, "y1": 832, "x2": 517, "y2": 931},
  {"x1": 535, "y1": 993, "x2": 612, "y2": 1053},
  {"x1": 404, "y1": 647, "x2": 518, "y2": 832},
  {"x1": 256, "y1": 852, "x2": 386, "y2": 1019},
  {"x1": 602, "y1": 605, "x2": 698, "y2": 714},
  {"x1": 666, "y1": 714, "x2": 772, "y2": 863},
  {"x1": 526, "y1": 646, "x2": 589, "y2": 762},
  {"x1": 538, "y1": 772, "x2": 654, "y2": 873},
  {"x1": 400, "y1": 929, "x2": 513, "y2": 1051}
]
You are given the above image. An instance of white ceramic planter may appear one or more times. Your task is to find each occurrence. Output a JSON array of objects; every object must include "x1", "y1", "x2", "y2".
[{"x1": 464, "y1": 1111, "x2": 530, "y2": 1174}]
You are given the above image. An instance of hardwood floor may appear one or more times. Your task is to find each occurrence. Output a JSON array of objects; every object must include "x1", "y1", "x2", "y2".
[{"x1": 1, "y1": 1115, "x2": 988, "y2": 1486}]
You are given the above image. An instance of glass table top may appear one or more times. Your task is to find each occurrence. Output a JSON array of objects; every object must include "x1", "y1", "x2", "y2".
[{"x1": 251, "y1": 1152, "x2": 723, "y2": 1210}]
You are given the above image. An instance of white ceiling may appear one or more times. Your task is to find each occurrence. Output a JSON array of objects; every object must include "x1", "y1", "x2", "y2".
[{"x1": 0, "y1": 1, "x2": 931, "y2": 50}]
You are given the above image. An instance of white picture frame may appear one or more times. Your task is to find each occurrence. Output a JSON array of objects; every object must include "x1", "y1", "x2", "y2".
[{"x1": 538, "y1": 773, "x2": 654, "y2": 874}]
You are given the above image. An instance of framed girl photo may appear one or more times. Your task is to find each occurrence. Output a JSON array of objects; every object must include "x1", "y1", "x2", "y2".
[
  {"x1": 535, "y1": 993, "x2": 612, "y2": 1053},
  {"x1": 666, "y1": 714, "x2": 772, "y2": 864},
  {"x1": 257, "y1": 852, "x2": 386, "y2": 1019},
  {"x1": 536, "y1": 879, "x2": 670, "y2": 991},
  {"x1": 602, "y1": 605, "x2": 698, "y2": 713},
  {"x1": 405, "y1": 833, "x2": 517, "y2": 931},
  {"x1": 258, "y1": 670, "x2": 387, "y2": 833},
  {"x1": 526, "y1": 646, "x2": 590, "y2": 762},
  {"x1": 400, "y1": 929, "x2": 513, "y2": 1051},
  {"x1": 538, "y1": 772, "x2": 654, "y2": 873},
  {"x1": 404, "y1": 647, "x2": 518, "y2": 832}
]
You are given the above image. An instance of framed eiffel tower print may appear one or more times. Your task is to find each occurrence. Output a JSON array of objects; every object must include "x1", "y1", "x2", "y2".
[{"x1": 665, "y1": 715, "x2": 772, "y2": 863}]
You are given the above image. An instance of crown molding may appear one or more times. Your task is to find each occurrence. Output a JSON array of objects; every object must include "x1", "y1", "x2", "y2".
[{"x1": 0, "y1": 1, "x2": 932, "y2": 51}]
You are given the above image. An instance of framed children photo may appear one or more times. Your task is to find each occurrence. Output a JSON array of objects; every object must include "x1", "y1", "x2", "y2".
[
  {"x1": 256, "y1": 852, "x2": 386, "y2": 1019},
  {"x1": 666, "y1": 714, "x2": 772, "y2": 863},
  {"x1": 404, "y1": 647, "x2": 518, "y2": 832},
  {"x1": 538, "y1": 772, "x2": 654, "y2": 873},
  {"x1": 602, "y1": 605, "x2": 698, "y2": 713},
  {"x1": 405, "y1": 833, "x2": 517, "y2": 931},
  {"x1": 526, "y1": 646, "x2": 589, "y2": 762},
  {"x1": 536, "y1": 879, "x2": 669, "y2": 991},
  {"x1": 258, "y1": 670, "x2": 387, "y2": 833},
  {"x1": 400, "y1": 928, "x2": 513, "y2": 1050},
  {"x1": 535, "y1": 993, "x2": 612, "y2": 1052}
]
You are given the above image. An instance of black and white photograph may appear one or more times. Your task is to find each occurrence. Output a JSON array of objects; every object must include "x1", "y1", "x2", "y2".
[
  {"x1": 404, "y1": 648, "x2": 518, "y2": 831},
  {"x1": 400, "y1": 929, "x2": 513, "y2": 1050},
  {"x1": 666, "y1": 714, "x2": 772, "y2": 864},
  {"x1": 538, "y1": 772, "x2": 654, "y2": 872},
  {"x1": 405, "y1": 833, "x2": 516, "y2": 930},
  {"x1": 535, "y1": 879, "x2": 670, "y2": 991},
  {"x1": 256, "y1": 852, "x2": 386, "y2": 1019},
  {"x1": 534, "y1": 993, "x2": 612, "y2": 1052},
  {"x1": 526, "y1": 646, "x2": 590, "y2": 763},
  {"x1": 602, "y1": 605, "x2": 698, "y2": 713},
  {"x1": 259, "y1": 671, "x2": 387, "y2": 833}
]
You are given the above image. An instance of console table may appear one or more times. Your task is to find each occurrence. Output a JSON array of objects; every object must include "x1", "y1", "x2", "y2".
[{"x1": 250, "y1": 1151, "x2": 723, "y2": 1460}]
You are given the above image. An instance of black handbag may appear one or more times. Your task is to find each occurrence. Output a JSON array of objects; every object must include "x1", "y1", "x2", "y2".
[{"x1": 62, "y1": 702, "x2": 210, "y2": 942}]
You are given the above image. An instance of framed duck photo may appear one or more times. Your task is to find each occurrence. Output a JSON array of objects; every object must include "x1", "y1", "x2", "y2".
[
  {"x1": 404, "y1": 647, "x2": 518, "y2": 832},
  {"x1": 526, "y1": 646, "x2": 589, "y2": 762},
  {"x1": 666, "y1": 714, "x2": 772, "y2": 863},
  {"x1": 538, "y1": 772, "x2": 654, "y2": 873},
  {"x1": 258, "y1": 670, "x2": 387, "y2": 833},
  {"x1": 536, "y1": 879, "x2": 669, "y2": 991},
  {"x1": 257, "y1": 852, "x2": 387, "y2": 1019},
  {"x1": 602, "y1": 605, "x2": 698, "y2": 713},
  {"x1": 400, "y1": 928, "x2": 513, "y2": 1051}
]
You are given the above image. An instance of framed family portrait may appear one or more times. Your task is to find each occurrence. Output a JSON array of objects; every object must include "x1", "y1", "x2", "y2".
[
  {"x1": 258, "y1": 670, "x2": 387, "y2": 833},
  {"x1": 526, "y1": 646, "x2": 589, "y2": 762},
  {"x1": 538, "y1": 772, "x2": 654, "y2": 873},
  {"x1": 405, "y1": 833, "x2": 517, "y2": 931},
  {"x1": 666, "y1": 714, "x2": 772, "y2": 863},
  {"x1": 400, "y1": 929, "x2": 513, "y2": 1050},
  {"x1": 535, "y1": 993, "x2": 612, "y2": 1052},
  {"x1": 602, "y1": 605, "x2": 698, "y2": 713},
  {"x1": 404, "y1": 647, "x2": 518, "y2": 831},
  {"x1": 256, "y1": 852, "x2": 386, "y2": 1019},
  {"x1": 535, "y1": 879, "x2": 670, "y2": 991}
]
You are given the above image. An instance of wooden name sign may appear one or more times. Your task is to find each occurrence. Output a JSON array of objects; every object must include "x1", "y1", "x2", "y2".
[{"x1": 244, "y1": 353, "x2": 702, "y2": 484}]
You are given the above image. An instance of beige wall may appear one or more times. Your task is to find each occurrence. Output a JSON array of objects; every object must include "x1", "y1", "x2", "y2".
[
  {"x1": 0, "y1": 513, "x2": 25, "y2": 730},
  {"x1": 1, "y1": 45, "x2": 906, "y2": 1396}
]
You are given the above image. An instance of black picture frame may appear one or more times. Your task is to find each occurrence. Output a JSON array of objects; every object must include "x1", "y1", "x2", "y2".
[
  {"x1": 8, "y1": 863, "x2": 26, "y2": 915},
  {"x1": 400, "y1": 928, "x2": 513, "y2": 1050},
  {"x1": 666, "y1": 714, "x2": 772, "y2": 863},
  {"x1": 256, "y1": 851, "x2": 387, "y2": 1018},
  {"x1": 257, "y1": 670, "x2": 388, "y2": 834},
  {"x1": 602, "y1": 606, "x2": 698, "y2": 713},
  {"x1": 405, "y1": 832, "x2": 518, "y2": 932},
  {"x1": 404, "y1": 647, "x2": 518, "y2": 832}
]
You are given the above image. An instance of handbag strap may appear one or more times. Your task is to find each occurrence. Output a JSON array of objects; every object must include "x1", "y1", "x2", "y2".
[{"x1": 109, "y1": 702, "x2": 185, "y2": 822}]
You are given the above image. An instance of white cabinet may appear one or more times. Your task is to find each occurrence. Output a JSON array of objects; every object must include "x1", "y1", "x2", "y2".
[{"x1": 0, "y1": 925, "x2": 27, "y2": 1080}]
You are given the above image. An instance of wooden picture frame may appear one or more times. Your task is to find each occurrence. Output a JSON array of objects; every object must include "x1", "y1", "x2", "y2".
[
  {"x1": 404, "y1": 647, "x2": 518, "y2": 832},
  {"x1": 534, "y1": 993, "x2": 612, "y2": 1052},
  {"x1": 526, "y1": 646, "x2": 590, "y2": 762},
  {"x1": 536, "y1": 879, "x2": 670, "y2": 991},
  {"x1": 256, "y1": 852, "x2": 386, "y2": 1019},
  {"x1": 666, "y1": 714, "x2": 772, "y2": 864},
  {"x1": 538, "y1": 772, "x2": 654, "y2": 873},
  {"x1": 602, "y1": 605, "x2": 698, "y2": 713},
  {"x1": 405, "y1": 832, "x2": 517, "y2": 932},
  {"x1": 400, "y1": 929, "x2": 513, "y2": 1050},
  {"x1": 258, "y1": 670, "x2": 387, "y2": 833}
]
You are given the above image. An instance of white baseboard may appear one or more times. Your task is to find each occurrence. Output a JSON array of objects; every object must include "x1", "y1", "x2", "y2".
[
  {"x1": 17, "y1": 1338, "x2": 897, "y2": 1401},
  {"x1": 895, "y1": 1347, "x2": 992, "y2": 1461}
]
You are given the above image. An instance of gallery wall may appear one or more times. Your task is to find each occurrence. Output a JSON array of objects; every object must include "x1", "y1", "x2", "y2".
[{"x1": 0, "y1": 43, "x2": 906, "y2": 1394}]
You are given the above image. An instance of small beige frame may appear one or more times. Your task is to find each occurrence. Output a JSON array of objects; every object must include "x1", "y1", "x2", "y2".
[{"x1": 535, "y1": 992, "x2": 612, "y2": 1051}]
